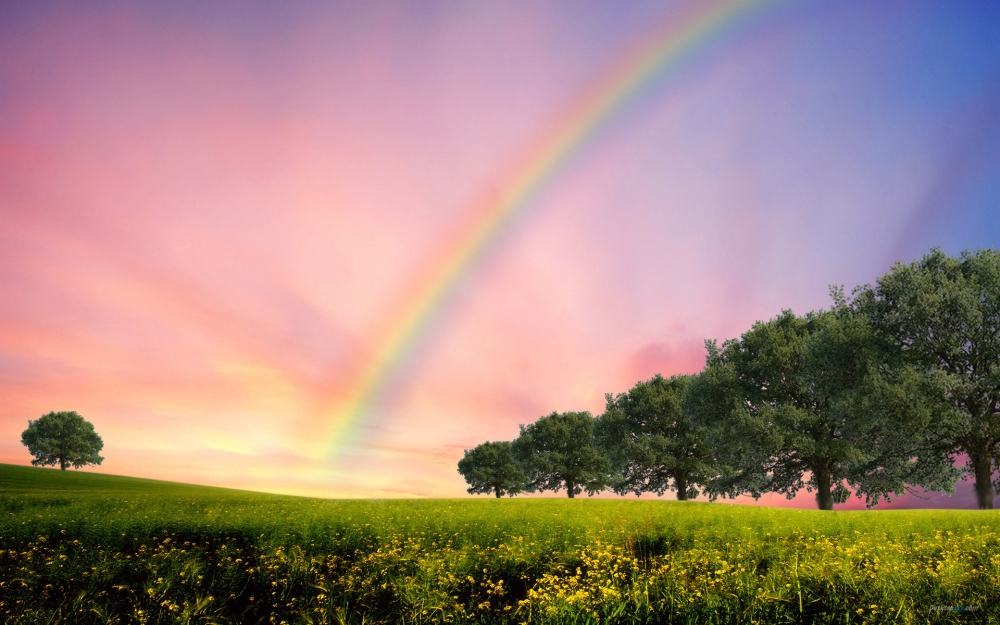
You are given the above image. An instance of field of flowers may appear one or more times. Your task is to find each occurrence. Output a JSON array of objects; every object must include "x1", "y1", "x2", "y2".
[{"x1": 0, "y1": 463, "x2": 997, "y2": 624}]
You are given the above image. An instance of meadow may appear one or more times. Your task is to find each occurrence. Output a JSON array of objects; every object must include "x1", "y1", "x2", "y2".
[{"x1": 0, "y1": 464, "x2": 997, "y2": 624}]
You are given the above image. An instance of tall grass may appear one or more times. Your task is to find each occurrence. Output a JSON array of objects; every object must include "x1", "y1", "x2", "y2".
[{"x1": 0, "y1": 464, "x2": 997, "y2": 623}]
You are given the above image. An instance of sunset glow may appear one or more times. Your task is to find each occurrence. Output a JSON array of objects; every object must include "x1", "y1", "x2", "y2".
[{"x1": 2, "y1": 1, "x2": 999, "y2": 505}]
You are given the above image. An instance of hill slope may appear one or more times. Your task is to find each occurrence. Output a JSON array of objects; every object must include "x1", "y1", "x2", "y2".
[
  {"x1": 0, "y1": 462, "x2": 243, "y2": 494},
  {"x1": 1, "y1": 463, "x2": 998, "y2": 623}
]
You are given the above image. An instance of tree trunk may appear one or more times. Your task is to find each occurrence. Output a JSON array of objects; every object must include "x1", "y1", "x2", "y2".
[
  {"x1": 675, "y1": 473, "x2": 688, "y2": 501},
  {"x1": 59, "y1": 458, "x2": 67, "y2": 471},
  {"x1": 815, "y1": 466, "x2": 833, "y2": 510},
  {"x1": 566, "y1": 478, "x2": 575, "y2": 498},
  {"x1": 971, "y1": 452, "x2": 995, "y2": 510},
  {"x1": 494, "y1": 486, "x2": 502, "y2": 498}
]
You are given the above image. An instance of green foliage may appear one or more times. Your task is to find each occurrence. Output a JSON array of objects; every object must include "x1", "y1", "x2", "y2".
[
  {"x1": 513, "y1": 411, "x2": 610, "y2": 498},
  {"x1": 20, "y1": 411, "x2": 104, "y2": 471},
  {"x1": 596, "y1": 374, "x2": 715, "y2": 500},
  {"x1": 457, "y1": 441, "x2": 526, "y2": 498},
  {"x1": 801, "y1": 297, "x2": 959, "y2": 507},
  {"x1": 689, "y1": 308, "x2": 953, "y2": 510},
  {"x1": 854, "y1": 247, "x2": 1000, "y2": 509},
  {"x1": 458, "y1": 248, "x2": 996, "y2": 510},
  {"x1": 2, "y1": 464, "x2": 1000, "y2": 624}
]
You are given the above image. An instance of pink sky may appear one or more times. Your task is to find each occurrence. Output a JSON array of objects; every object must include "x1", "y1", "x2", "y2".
[{"x1": 2, "y1": 1, "x2": 999, "y2": 507}]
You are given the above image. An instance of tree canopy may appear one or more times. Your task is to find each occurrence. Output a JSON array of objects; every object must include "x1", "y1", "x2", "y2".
[
  {"x1": 513, "y1": 411, "x2": 610, "y2": 498},
  {"x1": 457, "y1": 441, "x2": 526, "y2": 498},
  {"x1": 21, "y1": 411, "x2": 104, "y2": 471},
  {"x1": 854, "y1": 248, "x2": 1000, "y2": 509},
  {"x1": 596, "y1": 374, "x2": 715, "y2": 500},
  {"x1": 688, "y1": 307, "x2": 953, "y2": 509},
  {"x1": 456, "y1": 248, "x2": 996, "y2": 509}
]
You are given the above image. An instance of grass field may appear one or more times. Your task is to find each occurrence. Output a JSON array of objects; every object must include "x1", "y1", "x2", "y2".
[{"x1": 0, "y1": 464, "x2": 998, "y2": 624}]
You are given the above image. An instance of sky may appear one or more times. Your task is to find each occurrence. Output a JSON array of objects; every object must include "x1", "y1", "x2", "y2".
[{"x1": 2, "y1": 0, "x2": 999, "y2": 507}]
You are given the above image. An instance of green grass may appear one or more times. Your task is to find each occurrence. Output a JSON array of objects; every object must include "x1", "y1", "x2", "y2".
[{"x1": 1, "y1": 463, "x2": 998, "y2": 624}]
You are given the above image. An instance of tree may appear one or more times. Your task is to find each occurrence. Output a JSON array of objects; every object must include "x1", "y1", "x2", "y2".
[
  {"x1": 21, "y1": 411, "x2": 104, "y2": 471},
  {"x1": 595, "y1": 374, "x2": 715, "y2": 500},
  {"x1": 854, "y1": 248, "x2": 1000, "y2": 509},
  {"x1": 457, "y1": 441, "x2": 526, "y2": 498},
  {"x1": 688, "y1": 307, "x2": 953, "y2": 510},
  {"x1": 512, "y1": 411, "x2": 610, "y2": 498},
  {"x1": 797, "y1": 298, "x2": 958, "y2": 506}
]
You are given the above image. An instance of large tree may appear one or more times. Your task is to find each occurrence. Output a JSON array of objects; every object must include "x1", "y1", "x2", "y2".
[
  {"x1": 513, "y1": 411, "x2": 610, "y2": 498},
  {"x1": 21, "y1": 411, "x2": 104, "y2": 471},
  {"x1": 688, "y1": 306, "x2": 954, "y2": 510},
  {"x1": 854, "y1": 248, "x2": 1000, "y2": 509},
  {"x1": 457, "y1": 441, "x2": 526, "y2": 498},
  {"x1": 596, "y1": 374, "x2": 715, "y2": 500}
]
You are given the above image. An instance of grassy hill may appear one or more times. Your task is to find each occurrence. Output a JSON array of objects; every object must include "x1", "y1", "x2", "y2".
[
  {"x1": 0, "y1": 462, "x2": 241, "y2": 493},
  {"x1": 1, "y1": 463, "x2": 997, "y2": 623}
]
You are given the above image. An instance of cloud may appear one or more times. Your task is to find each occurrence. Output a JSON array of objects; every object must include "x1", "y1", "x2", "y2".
[{"x1": 623, "y1": 339, "x2": 707, "y2": 385}]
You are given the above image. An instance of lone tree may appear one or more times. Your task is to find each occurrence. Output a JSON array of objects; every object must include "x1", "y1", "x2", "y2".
[
  {"x1": 513, "y1": 411, "x2": 610, "y2": 498},
  {"x1": 596, "y1": 374, "x2": 716, "y2": 500},
  {"x1": 21, "y1": 411, "x2": 104, "y2": 471},
  {"x1": 855, "y1": 248, "x2": 1000, "y2": 509},
  {"x1": 457, "y1": 441, "x2": 526, "y2": 498}
]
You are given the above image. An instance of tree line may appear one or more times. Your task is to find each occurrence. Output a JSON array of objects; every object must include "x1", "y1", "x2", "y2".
[{"x1": 458, "y1": 248, "x2": 1000, "y2": 510}]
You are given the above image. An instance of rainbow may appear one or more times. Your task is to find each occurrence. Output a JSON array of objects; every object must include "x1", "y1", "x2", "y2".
[{"x1": 325, "y1": 0, "x2": 785, "y2": 455}]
